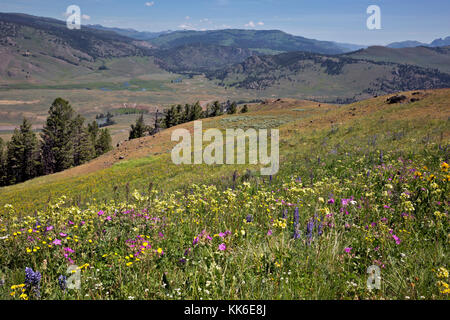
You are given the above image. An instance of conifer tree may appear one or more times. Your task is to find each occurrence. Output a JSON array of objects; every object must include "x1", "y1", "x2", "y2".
[
  {"x1": 5, "y1": 118, "x2": 40, "y2": 184},
  {"x1": 96, "y1": 129, "x2": 112, "y2": 156},
  {"x1": 129, "y1": 114, "x2": 147, "y2": 140},
  {"x1": 241, "y1": 104, "x2": 249, "y2": 113},
  {"x1": 88, "y1": 120, "x2": 100, "y2": 145},
  {"x1": 72, "y1": 115, "x2": 92, "y2": 166},
  {"x1": 210, "y1": 101, "x2": 223, "y2": 117},
  {"x1": 183, "y1": 104, "x2": 191, "y2": 122},
  {"x1": 41, "y1": 98, "x2": 75, "y2": 174},
  {"x1": 163, "y1": 106, "x2": 179, "y2": 129},
  {"x1": 228, "y1": 101, "x2": 237, "y2": 114},
  {"x1": 189, "y1": 101, "x2": 203, "y2": 121}
]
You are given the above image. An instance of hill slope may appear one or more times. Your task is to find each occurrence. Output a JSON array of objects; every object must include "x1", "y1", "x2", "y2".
[
  {"x1": 209, "y1": 51, "x2": 450, "y2": 103},
  {"x1": 346, "y1": 46, "x2": 450, "y2": 74},
  {"x1": 0, "y1": 89, "x2": 448, "y2": 300},
  {"x1": 387, "y1": 36, "x2": 450, "y2": 48},
  {"x1": 0, "y1": 12, "x2": 159, "y2": 83},
  {"x1": 149, "y1": 29, "x2": 353, "y2": 54},
  {"x1": 1, "y1": 88, "x2": 449, "y2": 212},
  {"x1": 152, "y1": 43, "x2": 255, "y2": 73},
  {"x1": 87, "y1": 24, "x2": 172, "y2": 40}
]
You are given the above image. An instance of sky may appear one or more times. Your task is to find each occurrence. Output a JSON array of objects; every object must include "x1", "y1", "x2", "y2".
[{"x1": 0, "y1": 0, "x2": 449, "y2": 45}]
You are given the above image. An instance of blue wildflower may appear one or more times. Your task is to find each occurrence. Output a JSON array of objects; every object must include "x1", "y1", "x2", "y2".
[
  {"x1": 293, "y1": 207, "x2": 301, "y2": 239},
  {"x1": 58, "y1": 275, "x2": 67, "y2": 291},
  {"x1": 25, "y1": 267, "x2": 41, "y2": 298},
  {"x1": 306, "y1": 219, "x2": 314, "y2": 241}
]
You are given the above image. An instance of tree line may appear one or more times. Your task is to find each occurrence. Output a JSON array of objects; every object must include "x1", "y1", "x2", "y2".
[
  {"x1": 129, "y1": 100, "x2": 248, "y2": 140},
  {"x1": 0, "y1": 98, "x2": 112, "y2": 186}
]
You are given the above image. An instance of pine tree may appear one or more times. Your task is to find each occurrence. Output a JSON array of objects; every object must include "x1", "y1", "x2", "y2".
[
  {"x1": 241, "y1": 104, "x2": 249, "y2": 113},
  {"x1": 5, "y1": 118, "x2": 40, "y2": 184},
  {"x1": 129, "y1": 114, "x2": 147, "y2": 140},
  {"x1": 183, "y1": 104, "x2": 191, "y2": 122},
  {"x1": 41, "y1": 98, "x2": 75, "y2": 174},
  {"x1": 149, "y1": 109, "x2": 162, "y2": 136},
  {"x1": 88, "y1": 120, "x2": 100, "y2": 146},
  {"x1": 189, "y1": 102, "x2": 203, "y2": 121},
  {"x1": 163, "y1": 106, "x2": 179, "y2": 129},
  {"x1": 210, "y1": 101, "x2": 223, "y2": 117},
  {"x1": 96, "y1": 129, "x2": 112, "y2": 156},
  {"x1": 203, "y1": 104, "x2": 212, "y2": 118},
  {"x1": 72, "y1": 115, "x2": 90, "y2": 166},
  {"x1": 228, "y1": 101, "x2": 237, "y2": 114}
]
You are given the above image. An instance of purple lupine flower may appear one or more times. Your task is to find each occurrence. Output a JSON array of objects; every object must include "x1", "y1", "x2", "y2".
[
  {"x1": 293, "y1": 207, "x2": 301, "y2": 239},
  {"x1": 25, "y1": 267, "x2": 41, "y2": 297},
  {"x1": 58, "y1": 275, "x2": 67, "y2": 291},
  {"x1": 282, "y1": 209, "x2": 287, "y2": 219},
  {"x1": 246, "y1": 214, "x2": 253, "y2": 223},
  {"x1": 317, "y1": 221, "x2": 323, "y2": 236},
  {"x1": 306, "y1": 219, "x2": 314, "y2": 241}
]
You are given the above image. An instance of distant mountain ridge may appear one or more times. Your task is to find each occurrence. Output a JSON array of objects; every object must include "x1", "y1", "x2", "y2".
[
  {"x1": 345, "y1": 46, "x2": 450, "y2": 74},
  {"x1": 387, "y1": 36, "x2": 450, "y2": 48},
  {"x1": 87, "y1": 24, "x2": 173, "y2": 40},
  {"x1": 209, "y1": 50, "x2": 450, "y2": 103},
  {"x1": 147, "y1": 29, "x2": 359, "y2": 55},
  {"x1": 151, "y1": 43, "x2": 255, "y2": 73},
  {"x1": 0, "y1": 12, "x2": 160, "y2": 83}
]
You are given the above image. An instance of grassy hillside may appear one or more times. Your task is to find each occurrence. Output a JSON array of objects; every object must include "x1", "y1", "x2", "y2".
[
  {"x1": 0, "y1": 89, "x2": 448, "y2": 300},
  {"x1": 210, "y1": 51, "x2": 450, "y2": 103},
  {"x1": 346, "y1": 46, "x2": 450, "y2": 74},
  {"x1": 0, "y1": 13, "x2": 156, "y2": 84},
  {"x1": 149, "y1": 29, "x2": 350, "y2": 54},
  {"x1": 152, "y1": 44, "x2": 255, "y2": 73}
]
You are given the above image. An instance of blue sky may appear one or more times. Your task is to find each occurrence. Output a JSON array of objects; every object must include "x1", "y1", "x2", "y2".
[{"x1": 1, "y1": 0, "x2": 449, "y2": 45}]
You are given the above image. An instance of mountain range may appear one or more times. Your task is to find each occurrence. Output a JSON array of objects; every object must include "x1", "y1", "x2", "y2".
[
  {"x1": 387, "y1": 36, "x2": 450, "y2": 48},
  {"x1": 1, "y1": 12, "x2": 450, "y2": 103},
  {"x1": 208, "y1": 50, "x2": 450, "y2": 103}
]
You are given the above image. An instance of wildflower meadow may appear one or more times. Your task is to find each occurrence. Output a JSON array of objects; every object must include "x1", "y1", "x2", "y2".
[{"x1": 0, "y1": 90, "x2": 449, "y2": 300}]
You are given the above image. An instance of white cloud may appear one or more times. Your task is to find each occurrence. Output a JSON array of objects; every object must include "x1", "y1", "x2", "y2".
[
  {"x1": 245, "y1": 21, "x2": 264, "y2": 28},
  {"x1": 178, "y1": 23, "x2": 196, "y2": 30},
  {"x1": 82, "y1": 14, "x2": 91, "y2": 21},
  {"x1": 145, "y1": 2, "x2": 155, "y2": 7}
]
